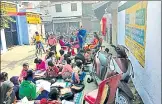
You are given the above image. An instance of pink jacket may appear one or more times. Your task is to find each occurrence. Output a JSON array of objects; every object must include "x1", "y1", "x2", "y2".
[
  {"x1": 59, "y1": 40, "x2": 65, "y2": 46},
  {"x1": 61, "y1": 64, "x2": 73, "y2": 76},
  {"x1": 19, "y1": 69, "x2": 27, "y2": 81},
  {"x1": 48, "y1": 37, "x2": 57, "y2": 46},
  {"x1": 36, "y1": 61, "x2": 46, "y2": 71}
]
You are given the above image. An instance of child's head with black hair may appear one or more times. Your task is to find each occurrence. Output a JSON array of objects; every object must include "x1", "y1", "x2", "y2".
[
  {"x1": 66, "y1": 57, "x2": 71, "y2": 64},
  {"x1": 67, "y1": 52, "x2": 71, "y2": 57},
  {"x1": 85, "y1": 49, "x2": 91, "y2": 54},
  {"x1": 59, "y1": 50, "x2": 64, "y2": 56},
  {"x1": 48, "y1": 87, "x2": 59, "y2": 100},
  {"x1": 75, "y1": 60, "x2": 83, "y2": 68},
  {"x1": 46, "y1": 51, "x2": 54, "y2": 60},
  {"x1": 64, "y1": 54, "x2": 70, "y2": 61},
  {"x1": 24, "y1": 70, "x2": 34, "y2": 80},
  {"x1": 34, "y1": 58, "x2": 42, "y2": 64},
  {"x1": 0, "y1": 72, "x2": 8, "y2": 82},
  {"x1": 48, "y1": 61, "x2": 54, "y2": 71},
  {"x1": 23, "y1": 63, "x2": 29, "y2": 71}
]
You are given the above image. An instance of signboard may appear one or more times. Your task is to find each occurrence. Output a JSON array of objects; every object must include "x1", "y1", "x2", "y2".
[
  {"x1": 0, "y1": 2, "x2": 17, "y2": 14},
  {"x1": 26, "y1": 12, "x2": 42, "y2": 24},
  {"x1": 125, "y1": 1, "x2": 147, "y2": 67}
]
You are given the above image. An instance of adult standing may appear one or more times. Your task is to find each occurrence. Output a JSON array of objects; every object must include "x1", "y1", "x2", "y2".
[{"x1": 77, "y1": 28, "x2": 87, "y2": 52}]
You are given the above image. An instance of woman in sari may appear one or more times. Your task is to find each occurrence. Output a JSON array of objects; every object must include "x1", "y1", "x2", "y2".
[{"x1": 0, "y1": 81, "x2": 16, "y2": 104}]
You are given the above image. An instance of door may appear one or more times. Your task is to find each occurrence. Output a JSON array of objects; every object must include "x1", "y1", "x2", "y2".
[{"x1": 4, "y1": 16, "x2": 18, "y2": 48}]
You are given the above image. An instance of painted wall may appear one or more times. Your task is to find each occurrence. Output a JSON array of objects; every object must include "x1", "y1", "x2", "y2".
[
  {"x1": 1, "y1": 29, "x2": 7, "y2": 54},
  {"x1": 112, "y1": 9, "x2": 118, "y2": 46},
  {"x1": 117, "y1": 1, "x2": 161, "y2": 104},
  {"x1": 27, "y1": 24, "x2": 45, "y2": 44},
  {"x1": 16, "y1": 9, "x2": 29, "y2": 45},
  {"x1": 41, "y1": 1, "x2": 82, "y2": 18}
]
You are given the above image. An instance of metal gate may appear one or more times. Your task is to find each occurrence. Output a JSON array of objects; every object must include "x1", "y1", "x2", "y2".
[
  {"x1": 4, "y1": 16, "x2": 18, "y2": 48},
  {"x1": 54, "y1": 22, "x2": 79, "y2": 35}
]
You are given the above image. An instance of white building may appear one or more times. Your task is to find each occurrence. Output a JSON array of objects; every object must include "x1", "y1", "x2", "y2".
[
  {"x1": 39, "y1": 1, "x2": 98, "y2": 35},
  {"x1": 19, "y1": 1, "x2": 45, "y2": 43},
  {"x1": 39, "y1": 1, "x2": 82, "y2": 35}
]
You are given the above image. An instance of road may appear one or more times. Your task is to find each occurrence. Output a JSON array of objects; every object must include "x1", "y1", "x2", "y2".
[{"x1": 1, "y1": 45, "x2": 36, "y2": 78}]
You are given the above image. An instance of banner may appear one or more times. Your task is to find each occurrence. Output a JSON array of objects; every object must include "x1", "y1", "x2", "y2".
[
  {"x1": 101, "y1": 17, "x2": 107, "y2": 36},
  {"x1": 26, "y1": 12, "x2": 42, "y2": 24},
  {"x1": 125, "y1": 1, "x2": 147, "y2": 67},
  {"x1": 0, "y1": 2, "x2": 17, "y2": 14}
]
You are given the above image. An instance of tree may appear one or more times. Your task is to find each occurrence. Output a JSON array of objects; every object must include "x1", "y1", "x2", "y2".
[{"x1": 0, "y1": 9, "x2": 16, "y2": 29}]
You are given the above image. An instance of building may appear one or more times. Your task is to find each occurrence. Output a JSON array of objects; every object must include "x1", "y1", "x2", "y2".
[
  {"x1": 93, "y1": 1, "x2": 161, "y2": 104},
  {"x1": 39, "y1": 1, "x2": 98, "y2": 35},
  {"x1": 0, "y1": 1, "x2": 44, "y2": 54},
  {"x1": 18, "y1": 1, "x2": 45, "y2": 44},
  {"x1": 1, "y1": 1, "x2": 20, "y2": 54}
]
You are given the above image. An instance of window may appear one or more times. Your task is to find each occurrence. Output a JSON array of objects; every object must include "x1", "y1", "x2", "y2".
[
  {"x1": 71, "y1": 3, "x2": 77, "y2": 11},
  {"x1": 55, "y1": 4, "x2": 62, "y2": 12},
  {"x1": 44, "y1": 10, "x2": 49, "y2": 15}
]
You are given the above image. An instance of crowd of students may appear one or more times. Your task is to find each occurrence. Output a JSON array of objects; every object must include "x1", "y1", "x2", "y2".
[
  {"x1": 0, "y1": 30, "x2": 102, "y2": 104},
  {"x1": 0, "y1": 47, "x2": 87, "y2": 104}
]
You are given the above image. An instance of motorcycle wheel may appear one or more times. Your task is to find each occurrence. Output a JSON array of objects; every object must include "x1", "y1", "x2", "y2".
[{"x1": 116, "y1": 91, "x2": 132, "y2": 104}]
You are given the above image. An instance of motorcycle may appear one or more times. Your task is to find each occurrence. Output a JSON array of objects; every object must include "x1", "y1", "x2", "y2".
[{"x1": 87, "y1": 45, "x2": 134, "y2": 104}]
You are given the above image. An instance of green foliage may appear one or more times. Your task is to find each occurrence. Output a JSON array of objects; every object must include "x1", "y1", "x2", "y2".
[{"x1": 0, "y1": 9, "x2": 16, "y2": 29}]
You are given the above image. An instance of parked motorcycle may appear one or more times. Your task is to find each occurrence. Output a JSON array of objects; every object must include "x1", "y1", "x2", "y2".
[{"x1": 87, "y1": 45, "x2": 134, "y2": 104}]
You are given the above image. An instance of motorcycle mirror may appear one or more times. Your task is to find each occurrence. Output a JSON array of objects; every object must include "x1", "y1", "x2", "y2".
[
  {"x1": 111, "y1": 44, "x2": 116, "y2": 49},
  {"x1": 105, "y1": 48, "x2": 109, "y2": 53}
]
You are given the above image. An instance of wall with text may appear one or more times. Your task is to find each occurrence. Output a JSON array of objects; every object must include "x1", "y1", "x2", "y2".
[{"x1": 117, "y1": 1, "x2": 161, "y2": 104}]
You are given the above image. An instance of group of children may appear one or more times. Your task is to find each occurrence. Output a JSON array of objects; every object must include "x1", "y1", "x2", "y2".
[
  {"x1": 0, "y1": 46, "x2": 87, "y2": 103},
  {"x1": 0, "y1": 31, "x2": 101, "y2": 103}
]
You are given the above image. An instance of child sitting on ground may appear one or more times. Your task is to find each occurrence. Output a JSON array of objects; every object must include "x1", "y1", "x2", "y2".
[
  {"x1": 58, "y1": 50, "x2": 65, "y2": 64},
  {"x1": 19, "y1": 63, "x2": 29, "y2": 82},
  {"x1": 45, "y1": 61, "x2": 59, "y2": 78},
  {"x1": 45, "y1": 51, "x2": 55, "y2": 67},
  {"x1": 59, "y1": 57, "x2": 73, "y2": 80},
  {"x1": 84, "y1": 49, "x2": 91, "y2": 63},
  {"x1": 10, "y1": 76, "x2": 20, "y2": 100},
  {"x1": 72, "y1": 60, "x2": 86, "y2": 84},
  {"x1": 34, "y1": 58, "x2": 47, "y2": 71}
]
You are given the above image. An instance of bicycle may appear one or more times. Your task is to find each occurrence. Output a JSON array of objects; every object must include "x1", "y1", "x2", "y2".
[{"x1": 35, "y1": 42, "x2": 43, "y2": 57}]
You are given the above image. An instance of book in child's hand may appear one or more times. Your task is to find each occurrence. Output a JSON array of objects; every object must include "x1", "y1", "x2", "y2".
[{"x1": 60, "y1": 88, "x2": 71, "y2": 95}]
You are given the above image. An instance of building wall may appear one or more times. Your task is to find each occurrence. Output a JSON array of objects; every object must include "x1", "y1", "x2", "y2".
[
  {"x1": 112, "y1": 9, "x2": 118, "y2": 45},
  {"x1": 44, "y1": 1, "x2": 82, "y2": 17},
  {"x1": 27, "y1": 24, "x2": 42, "y2": 44},
  {"x1": 91, "y1": 20, "x2": 100, "y2": 32},
  {"x1": 117, "y1": 1, "x2": 161, "y2": 104},
  {"x1": 81, "y1": 17, "x2": 92, "y2": 32}
]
